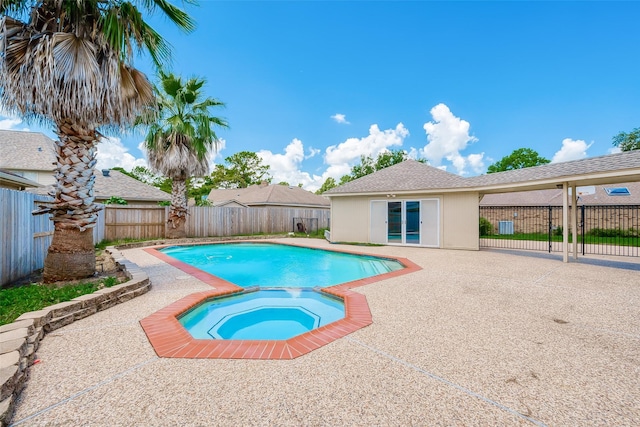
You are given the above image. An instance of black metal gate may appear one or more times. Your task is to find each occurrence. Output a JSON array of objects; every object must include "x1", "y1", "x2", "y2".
[{"x1": 480, "y1": 205, "x2": 640, "y2": 257}]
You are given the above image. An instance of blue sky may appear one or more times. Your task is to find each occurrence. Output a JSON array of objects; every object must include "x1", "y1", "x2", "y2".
[{"x1": 2, "y1": 1, "x2": 639, "y2": 191}]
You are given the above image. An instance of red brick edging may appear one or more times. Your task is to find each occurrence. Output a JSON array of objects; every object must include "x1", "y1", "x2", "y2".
[{"x1": 140, "y1": 242, "x2": 421, "y2": 359}]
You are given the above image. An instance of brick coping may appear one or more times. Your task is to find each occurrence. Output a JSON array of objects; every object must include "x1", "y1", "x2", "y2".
[{"x1": 140, "y1": 241, "x2": 421, "y2": 359}]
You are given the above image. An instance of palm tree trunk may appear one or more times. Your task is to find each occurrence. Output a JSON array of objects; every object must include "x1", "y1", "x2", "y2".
[
  {"x1": 166, "y1": 179, "x2": 188, "y2": 239},
  {"x1": 35, "y1": 119, "x2": 101, "y2": 282}
]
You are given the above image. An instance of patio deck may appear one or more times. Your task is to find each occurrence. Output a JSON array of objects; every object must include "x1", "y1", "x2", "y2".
[{"x1": 9, "y1": 239, "x2": 640, "y2": 426}]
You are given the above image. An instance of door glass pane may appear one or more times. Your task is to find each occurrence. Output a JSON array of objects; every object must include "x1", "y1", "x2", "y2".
[
  {"x1": 406, "y1": 201, "x2": 420, "y2": 244},
  {"x1": 388, "y1": 202, "x2": 402, "y2": 243}
]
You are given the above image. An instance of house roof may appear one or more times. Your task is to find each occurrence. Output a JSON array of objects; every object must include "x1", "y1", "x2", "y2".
[
  {"x1": 0, "y1": 130, "x2": 56, "y2": 171},
  {"x1": 480, "y1": 181, "x2": 640, "y2": 206},
  {"x1": 29, "y1": 170, "x2": 170, "y2": 203},
  {"x1": 323, "y1": 160, "x2": 466, "y2": 195},
  {"x1": 94, "y1": 170, "x2": 170, "y2": 202},
  {"x1": 465, "y1": 150, "x2": 640, "y2": 192},
  {"x1": 210, "y1": 199, "x2": 250, "y2": 208},
  {"x1": 208, "y1": 184, "x2": 330, "y2": 208},
  {"x1": 325, "y1": 151, "x2": 640, "y2": 197}
]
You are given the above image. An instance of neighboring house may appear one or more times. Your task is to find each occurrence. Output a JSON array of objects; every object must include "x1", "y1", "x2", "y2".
[
  {"x1": 0, "y1": 169, "x2": 41, "y2": 190},
  {"x1": 479, "y1": 182, "x2": 640, "y2": 235},
  {"x1": 0, "y1": 130, "x2": 57, "y2": 185},
  {"x1": 0, "y1": 130, "x2": 169, "y2": 205},
  {"x1": 207, "y1": 183, "x2": 330, "y2": 209},
  {"x1": 323, "y1": 151, "x2": 640, "y2": 251},
  {"x1": 480, "y1": 182, "x2": 640, "y2": 206},
  {"x1": 29, "y1": 169, "x2": 170, "y2": 206},
  {"x1": 93, "y1": 169, "x2": 170, "y2": 205}
]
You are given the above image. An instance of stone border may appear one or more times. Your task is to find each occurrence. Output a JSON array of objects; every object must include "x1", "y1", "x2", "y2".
[
  {"x1": 0, "y1": 247, "x2": 150, "y2": 427},
  {"x1": 139, "y1": 242, "x2": 422, "y2": 359}
]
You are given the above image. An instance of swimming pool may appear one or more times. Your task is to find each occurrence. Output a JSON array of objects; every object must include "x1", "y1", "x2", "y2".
[
  {"x1": 160, "y1": 242, "x2": 403, "y2": 288},
  {"x1": 179, "y1": 289, "x2": 345, "y2": 340},
  {"x1": 141, "y1": 242, "x2": 420, "y2": 358}
]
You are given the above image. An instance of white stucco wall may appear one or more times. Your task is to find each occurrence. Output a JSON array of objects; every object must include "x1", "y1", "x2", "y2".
[{"x1": 329, "y1": 191, "x2": 480, "y2": 250}]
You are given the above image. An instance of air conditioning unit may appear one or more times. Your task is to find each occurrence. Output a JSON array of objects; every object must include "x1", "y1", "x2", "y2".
[{"x1": 498, "y1": 221, "x2": 514, "y2": 235}]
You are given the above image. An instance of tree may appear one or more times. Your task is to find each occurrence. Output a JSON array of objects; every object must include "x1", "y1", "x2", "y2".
[
  {"x1": 347, "y1": 149, "x2": 423, "y2": 181},
  {"x1": 0, "y1": 0, "x2": 194, "y2": 282},
  {"x1": 210, "y1": 151, "x2": 271, "y2": 188},
  {"x1": 315, "y1": 177, "x2": 337, "y2": 194},
  {"x1": 612, "y1": 127, "x2": 640, "y2": 151},
  {"x1": 486, "y1": 148, "x2": 550, "y2": 174},
  {"x1": 144, "y1": 73, "x2": 228, "y2": 238}
]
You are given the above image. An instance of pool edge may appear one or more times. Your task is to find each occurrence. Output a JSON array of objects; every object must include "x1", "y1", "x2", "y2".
[{"x1": 139, "y1": 241, "x2": 421, "y2": 360}]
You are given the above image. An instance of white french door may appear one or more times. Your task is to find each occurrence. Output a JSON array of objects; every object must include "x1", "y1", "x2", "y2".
[{"x1": 370, "y1": 199, "x2": 439, "y2": 247}]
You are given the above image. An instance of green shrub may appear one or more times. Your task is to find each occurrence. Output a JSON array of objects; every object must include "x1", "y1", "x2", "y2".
[
  {"x1": 105, "y1": 196, "x2": 127, "y2": 205},
  {"x1": 587, "y1": 227, "x2": 639, "y2": 238},
  {"x1": 157, "y1": 200, "x2": 171, "y2": 206},
  {"x1": 553, "y1": 226, "x2": 563, "y2": 236},
  {"x1": 479, "y1": 217, "x2": 493, "y2": 236}
]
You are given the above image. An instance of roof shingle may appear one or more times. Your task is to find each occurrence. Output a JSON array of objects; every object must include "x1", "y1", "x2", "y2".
[
  {"x1": 0, "y1": 130, "x2": 56, "y2": 171},
  {"x1": 325, "y1": 151, "x2": 640, "y2": 195},
  {"x1": 208, "y1": 184, "x2": 329, "y2": 208}
]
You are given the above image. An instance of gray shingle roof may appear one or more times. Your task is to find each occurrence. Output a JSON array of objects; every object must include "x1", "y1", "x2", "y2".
[
  {"x1": 480, "y1": 181, "x2": 640, "y2": 206},
  {"x1": 0, "y1": 130, "x2": 56, "y2": 171},
  {"x1": 29, "y1": 170, "x2": 170, "y2": 202},
  {"x1": 466, "y1": 150, "x2": 640, "y2": 188},
  {"x1": 208, "y1": 184, "x2": 330, "y2": 208},
  {"x1": 323, "y1": 160, "x2": 466, "y2": 195},
  {"x1": 94, "y1": 170, "x2": 170, "y2": 202},
  {"x1": 325, "y1": 151, "x2": 640, "y2": 196}
]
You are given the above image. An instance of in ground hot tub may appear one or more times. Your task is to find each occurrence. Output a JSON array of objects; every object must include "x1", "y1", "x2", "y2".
[{"x1": 179, "y1": 288, "x2": 345, "y2": 340}]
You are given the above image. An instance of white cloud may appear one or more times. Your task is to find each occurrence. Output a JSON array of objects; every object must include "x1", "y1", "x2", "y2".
[
  {"x1": 258, "y1": 139, "x2": 324, "y2": 189},
  {"x1": 0, "y1": 116, "x2": 30, "y2": 131},
  {"x1": 608, "y1": 146, "x2": 622, "y2": 155},
  {"x1": 96, "y1": 136, "x2": 147, "y2": 171},
  {"x1": 420, "y1": 103, "x2": 484, "y2": 175},
  {"x1": 324, "y1": 123, "x2": 409, "y2": 166},
  {"x1": 207, "y1": 138, "x2": 227, "y2": 171},
  {"x1": 551, "y1": 138, "x2": 593, "y2": 163},
  {"x1": 331, "y1": 113, "x2": 350, "y2": 124},
  {"x1": 305, "y1": 146, "x2": 320, "y2": 159}
]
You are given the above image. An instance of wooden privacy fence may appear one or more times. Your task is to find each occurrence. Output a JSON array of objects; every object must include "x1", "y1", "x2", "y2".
[
  {"x1": 187, "y1": 206, "x2": 330, "y2": 237},
  {"x1": 102, "y1": 205, "x2": 331, "y2": 240},
  {"x1": 0, "y1": 189, "x2": 105, "y2": 286},
  {"x1": 104, "y1": 205, "x2": 166, "y2": 241}
]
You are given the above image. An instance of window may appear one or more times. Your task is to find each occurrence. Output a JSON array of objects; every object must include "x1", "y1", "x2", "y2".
[{"x1": 604, "y1": 187, "x2": 630, "y2": 196}]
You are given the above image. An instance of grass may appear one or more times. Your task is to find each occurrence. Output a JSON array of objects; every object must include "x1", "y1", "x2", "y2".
[
  {"x1": 0, "y1": 277, "x2": 118, "y2": 326},
  {"x1": 481, "y1": 233, "x2": 640, "y2": 247},
  {"x1": 95, "y1": 238, "x2": 152, "y2": 250}
]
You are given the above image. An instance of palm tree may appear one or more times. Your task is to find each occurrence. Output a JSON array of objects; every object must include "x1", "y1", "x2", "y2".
[
  {"x1": 0, "y1": 0, "x2": 194, "y2": 282},
  {"x1": 143, "y1": 72, "x2": 228, "y2": 239}
]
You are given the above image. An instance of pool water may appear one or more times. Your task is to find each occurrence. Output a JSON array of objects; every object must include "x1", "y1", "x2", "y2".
[
  {"x1": 161, "y1": 242, "x2": 403, "y2": 288},
  {"x1": 179, "y1": 289, "x2": 345, "y2": 340}
]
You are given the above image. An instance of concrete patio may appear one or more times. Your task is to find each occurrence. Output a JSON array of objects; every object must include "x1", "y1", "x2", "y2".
[{"x1": 9, "y1": 239, "x2": 640, "y2": 426}]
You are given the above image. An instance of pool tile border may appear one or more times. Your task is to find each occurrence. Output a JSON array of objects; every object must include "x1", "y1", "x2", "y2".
[{"x1": 140, "y1": 241, "x2": 421, "y2": 359}]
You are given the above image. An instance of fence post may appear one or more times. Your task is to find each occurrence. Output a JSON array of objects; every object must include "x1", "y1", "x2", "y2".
[
  {"x1": 548, "y1": 206, "x2": 552, "y2": 253},
  {"x1": 581, "y1": 205, "x2": 585, "y2": 256}
]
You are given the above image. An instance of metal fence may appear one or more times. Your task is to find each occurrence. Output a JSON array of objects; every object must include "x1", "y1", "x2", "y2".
[
  {"x1": 0, "y1": 188, "x2": 105, "y2": 286},
  {"x1": 480, "y1": 205, "x2": 640, "y2": 257}
]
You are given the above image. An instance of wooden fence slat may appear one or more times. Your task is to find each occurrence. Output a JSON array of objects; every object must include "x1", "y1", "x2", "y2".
[{"x1": 1, "y1": 189, "x2": 107, "y2": 287}]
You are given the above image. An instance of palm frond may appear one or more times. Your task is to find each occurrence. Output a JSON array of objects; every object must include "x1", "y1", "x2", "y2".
[{"x1": 142, "y1": 72, "x2": 228, "y2": 180}]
